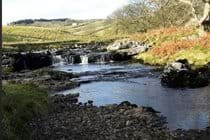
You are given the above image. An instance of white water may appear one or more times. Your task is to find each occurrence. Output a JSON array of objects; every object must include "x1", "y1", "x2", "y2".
[
  {"x1": 53, "y1": 55, "x2": 63, "y2": 64},
  {"x1": 97, "y1": 54, "x2": 105, "y2": 64},
  {"x1": 80, "y1": 55, "x2": 88, "y2": 64},
  {"x1": 66, "y1": 56, "x2": 74, "y2": 64}
]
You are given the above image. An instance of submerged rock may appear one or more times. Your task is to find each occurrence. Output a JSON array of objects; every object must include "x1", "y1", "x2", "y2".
[{"x1": 161, "y1": 60, "x2": 209, "y2": 88}]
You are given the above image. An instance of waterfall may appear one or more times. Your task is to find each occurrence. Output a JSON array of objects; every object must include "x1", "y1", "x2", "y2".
[
  {"x1": 68, "y1": 56, "x2": 74, "y2": 64},
  {"x1": 52, "y1": 55, "x2": 65, "y2": 65},
  {"x1": 97, "y1": 54, "x2": 105, "y2": 64},
  {"x1": 80, "y1": 55, "x2": 88, "y2": 64},
  {"x1": 64, "y1": 55, "x2": 74, "y2": 64}
]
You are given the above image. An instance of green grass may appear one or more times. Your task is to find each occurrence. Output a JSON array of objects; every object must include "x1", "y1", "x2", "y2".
[
  {"x1": 3, "y1": 20, "x2": 126, "y2": 49},
  {"x1": 134, "y1": 27, "x2": 210, "y2": 67},
  {"x1": 2, "y1": 83, "x2": 50, "y2": 140},
  {"x1": 169, "y1": 46, "x2": 210, "y2": 66},
  {"x1": 137, "y1": 45, "x2": 210, "y2": 67}
]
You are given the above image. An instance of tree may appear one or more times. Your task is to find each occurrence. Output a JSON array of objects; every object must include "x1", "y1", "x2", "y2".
[
  {"x1": 108, "y1": 0, "x2": 209, "y2": 33},
  {"x1": 200, "y1": 0, "x2": 210, "y2": 31},
  {"x1": 109, "y1": 0, "x2": 200, "y2": 33}
]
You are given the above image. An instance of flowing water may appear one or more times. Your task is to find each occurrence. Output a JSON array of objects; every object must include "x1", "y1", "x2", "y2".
[
  {"x1": 53, "y1": 55, "x2": 210, "y2": 130},
  {"x1": 80, "y1": 55, "x2": 89, "y2": 65}
]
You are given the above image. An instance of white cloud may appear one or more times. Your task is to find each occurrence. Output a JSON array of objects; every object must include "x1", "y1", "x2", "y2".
[{"x1": 3, "y1": 0, "x2": 128, "y2": 25}]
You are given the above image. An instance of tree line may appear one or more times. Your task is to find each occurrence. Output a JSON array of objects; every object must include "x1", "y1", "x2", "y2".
[{"x1": 108, "y1": 0, "x2": 209, "y2": 34}]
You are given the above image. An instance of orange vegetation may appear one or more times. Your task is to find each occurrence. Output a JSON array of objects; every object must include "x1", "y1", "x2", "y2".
[
  {"x1": 130, "y1": 27, "x2": 196, "y2": 42},
  {"x1": 131, "y1": 26, "x2": 210, "y2": 57},
  {"x1": 151, "y1": 33, "x2": 210, "y2": 57}
]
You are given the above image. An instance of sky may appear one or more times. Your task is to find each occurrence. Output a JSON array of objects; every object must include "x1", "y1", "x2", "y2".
[{"x1": 3, "y1": 0, "x2": 128, "y2": 25}]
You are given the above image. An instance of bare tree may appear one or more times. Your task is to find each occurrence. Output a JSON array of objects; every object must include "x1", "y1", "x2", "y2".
[
  {"x1": 109, "y1": 0, "x2": 208, "y2": 33},
  {"x1": 200, "y1": 0, "x2": 210, "y2": 28}
]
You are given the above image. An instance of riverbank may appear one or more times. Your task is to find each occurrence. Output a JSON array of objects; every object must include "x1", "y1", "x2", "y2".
[
  {"x1": 2, "y1": 68, "x2": 79, "y2": 93},
  {"x1": 2, "y1": 66, "x2": 210, "y2": 139},
  {"x1": 2, "y1": 83, "x2": 49, "y2": 139},
  {"x1": 132, "y1": 27, "x2": 210, "y2": 67},
  {"x1": 30, "y1": 94, "x2": 210, "y2": 140}
]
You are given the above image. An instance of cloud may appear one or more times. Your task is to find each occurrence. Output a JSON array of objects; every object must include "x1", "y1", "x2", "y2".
[{"x1": 3, "y1": 0, "x2": 128, "y2": 25}]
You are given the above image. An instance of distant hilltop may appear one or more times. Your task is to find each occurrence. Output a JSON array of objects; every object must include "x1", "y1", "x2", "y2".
[{"x1": 9, "y1": 18, "x2": 104, "y2": 26}]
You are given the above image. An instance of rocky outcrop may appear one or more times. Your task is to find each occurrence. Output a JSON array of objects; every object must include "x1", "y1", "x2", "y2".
[
  {"x1": 29, "y1": 94, "x2": 210, "y2": 140},
  {"x1": 11, "y1": 52, "x2": 52, "y2": 71},
  {"x1": 107, "y1": 39, "x2": 152, "y2": 56},
  {"x1": 161, "y1": 60, "x2": 209, "y2": 88}
]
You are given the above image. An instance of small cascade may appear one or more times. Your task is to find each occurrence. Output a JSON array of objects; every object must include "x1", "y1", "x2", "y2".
[
  {"x1": 63, "y1": 55, "x2": 75, "y2": 64},
  {"x1": 68, "y1": 55, "x2": 75, "y2": 64},
  {"x1": 80, "y1": 55, "x2": 88, "y2": 64},
  {"x1": 97, "y1": 54, "x2": 106, "y2": 64},
  {"x1": 52, "y1": 55, "x2": 65, "y2": 65}
]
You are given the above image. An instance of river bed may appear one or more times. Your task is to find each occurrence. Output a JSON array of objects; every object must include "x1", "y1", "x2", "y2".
[{"x1": 54, "y1": 63, "x2": 210, "y2": 130}]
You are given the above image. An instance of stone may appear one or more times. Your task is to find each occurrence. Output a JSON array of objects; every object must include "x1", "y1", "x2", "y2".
[
  {"x1": 11, "y1": 52, "x2": 52, "y2": 71},
  {"x1": 161, "y1": 60, "x2": 209, "y2": 88},
  {"x1": 107, "y1": 39, "x2": 152, "y2": 56},
  {"x1": 29, "y1": 95, "x2": 210, "y2": 140}
]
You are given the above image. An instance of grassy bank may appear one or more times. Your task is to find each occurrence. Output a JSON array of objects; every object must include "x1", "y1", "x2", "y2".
[
  {"x1": 132, "y1": 27, "x2": 210, "y2": 67},
  {"x1": 2, "y1": 83, "x2": 49, "y2": 140}
]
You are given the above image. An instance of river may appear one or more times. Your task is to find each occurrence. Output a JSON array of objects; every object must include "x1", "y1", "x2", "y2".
[{"x1": 54, "y1": 60, "x2": 210, "y2": 130}]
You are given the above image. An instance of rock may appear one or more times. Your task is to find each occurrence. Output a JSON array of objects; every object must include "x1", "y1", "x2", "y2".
[
  {"x1": 11, "y1": 53, "x2": 26, "y2": 71},
  {"x1": 11, "y1": 52, "x2": 52, "y2": 71},
  {"x1": 111, "y1": 52, "x2": 132, "y2": 61},
  {"x1": 207, "y1": 62, "x2": 210, "y2": 68},
  {"x1": 142, "y1": 106, "x2": 160, "y2": 113},
  {"x1": 4, "y1": 68, "x2": 79, "y2": 93},
  {"x1": 107, "y1": 39, "x2": 152, "y2": 56},
  {"x1": 46, "y1": 70, "x2": 75, "y2": 80},
  {"x1": 88, "y1": 100, "x2": 94, "y2": 105},
  {"x1": 161, "y1": 60, "x2": 209, "y2": 88},
  {"x1": 30, "y1": 95, "x2": 210, "y2": 140}
]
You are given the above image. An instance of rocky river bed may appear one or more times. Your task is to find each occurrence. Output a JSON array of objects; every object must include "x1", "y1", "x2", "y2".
[{"x1": 29, "y1": 94, "x2": 210, "y2": 140}]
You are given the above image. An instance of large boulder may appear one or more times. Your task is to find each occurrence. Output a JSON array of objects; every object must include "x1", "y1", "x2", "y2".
[
  {"x1": 11, "y1": 53, "x2": 26, "y2": 71},
  {"x1": 107, "y1": 39, "x2": 152, "y2": 57},
  {"x1": 161, "y1": 60, "x2": 209, "y2": 88},
  {"x1": 12, "y1": 52, "x2": 52, "y2": 71}
]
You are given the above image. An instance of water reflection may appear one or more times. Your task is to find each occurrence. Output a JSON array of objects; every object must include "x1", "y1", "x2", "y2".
[{"x1": 57, "y1": 77, "x2": 210, "y2": 130}]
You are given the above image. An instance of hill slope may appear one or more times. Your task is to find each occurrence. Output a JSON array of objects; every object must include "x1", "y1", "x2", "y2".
[{"x1": 3, "y1": 19, "x2": 125, "y2": 46}]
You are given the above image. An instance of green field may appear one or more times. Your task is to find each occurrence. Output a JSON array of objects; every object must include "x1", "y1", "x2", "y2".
[{"x1": 3, "y1": 19, "x2": 126, "y2": 48}]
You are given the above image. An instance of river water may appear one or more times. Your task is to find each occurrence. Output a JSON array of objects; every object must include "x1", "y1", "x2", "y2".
[{"x1": 54, "y1": 63, "x2": 210, "y2": 130}]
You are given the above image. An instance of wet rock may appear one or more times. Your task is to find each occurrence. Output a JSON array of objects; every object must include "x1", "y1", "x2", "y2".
[
  {"x1": 46, "y1": 70, "x2": 75, "y2": 80},
  {"x1": 3, "y1": 68, "x2": 79, "y2": 93},
  {"x1": 11, "y1": 52, "x2": 52, "y2": 71},
  {"x1": 111, "y1": 52, "x2": 132, "y2": 61},
  {"x1": 161, "y1": 60, "x2": 209, "y2": 88}
]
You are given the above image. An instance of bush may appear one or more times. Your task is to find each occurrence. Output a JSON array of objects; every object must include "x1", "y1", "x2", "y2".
[{"x1": 2, "y1": 83, "x2": 50, "y2": 140}]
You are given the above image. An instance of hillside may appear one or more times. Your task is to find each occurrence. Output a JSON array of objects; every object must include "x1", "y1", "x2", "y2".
[
  {"x1": 3, "y1": 18, "x2": 210, "y2": 67},
  {"x1": 132, "y1": 27, "x2": 210, "y2": 67},
  {"x1": 3, "y1": 19, "x2": 126, "y2": 47}
]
